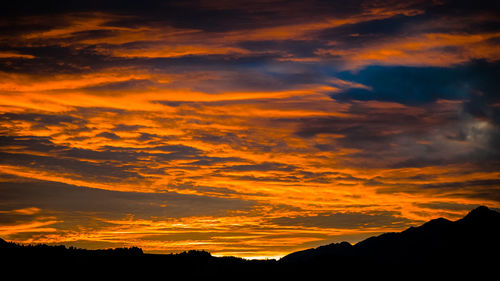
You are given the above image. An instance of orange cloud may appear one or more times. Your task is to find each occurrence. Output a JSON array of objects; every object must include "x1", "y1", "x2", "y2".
[
  {"x1": 0, "y1": 52, "x2": 35, "y2": 59},
  {"x1": 0, "y1": 220, "x2": 59, "y2": 236},
  {"x1": 318, "y1": 32, "x2": 500, "y2": 68}
]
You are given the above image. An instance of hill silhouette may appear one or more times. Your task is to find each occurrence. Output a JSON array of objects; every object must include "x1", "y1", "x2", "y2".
[
  {"x1": 278, "y1": 206, "x2": 500, "y2": 278},
  {"x1": 282, "y1": 206, "x2": 500, "y2": 265},
  {"x1": 1, "y1": 206, "x2": 499, "y2": 278}
]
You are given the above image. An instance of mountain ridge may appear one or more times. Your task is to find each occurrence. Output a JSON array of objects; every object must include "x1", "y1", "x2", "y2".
[{"x1": 281, "y1": 206, "x2": 500, "y2": 263}]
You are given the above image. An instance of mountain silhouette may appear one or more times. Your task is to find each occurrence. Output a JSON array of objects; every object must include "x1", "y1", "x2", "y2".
[
  {"x1": 280, "y1": 206, "x2": 500, "y2": 276},
  {"x1": 1, "y1": 206, "x2": 498, "y2": 278}
]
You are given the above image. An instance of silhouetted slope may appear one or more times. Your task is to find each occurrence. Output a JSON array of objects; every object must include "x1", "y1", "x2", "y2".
[{"x1": 281, "y1": 206, "x2": 500, "y2": 266}]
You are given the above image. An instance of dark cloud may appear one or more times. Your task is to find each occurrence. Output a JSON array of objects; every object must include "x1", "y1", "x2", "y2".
[
  {"x1": 376, "y1": 179, "x2": 500, "y2": 202},
  {"x1": 191, "y1": 129, "x2": 291, "y2": 154},
  {"x1": 95, "y1": 131, "x2": 121, "y2": 140},
  {"x1": 190, "y1": 67, "x2": 326, "y2": 93},
  {"x1": 237, "y1": 40, "x2": 320, "y2": 58},
  {"x1": 409, "y1": 179, "x2": 500, "y2": 190},
  {"x1": 184, "y1": 156, "x2": 245, "y2": 166},
  {"x1": 0, "y1": 45, "x2": 118, "y2": 75},
  {"x1": 83, "y1": 79, "x2": 158, "y2": 92},
  {"x1": 0, "y1": 135, "x2": 205, "y2": 163},
  {"x1": 0, "y1": 150, "x2": 145, "y2": 183},
  {"x1": 0, "y1": 1, "x2": 412, "y2": 77},
  {"x1": 1, "y1": 0, "x2": 497, "y2": 79},
  {"x1": 414, "y1": 202, "x2": 481, "y2": 211},
  {"x1": 113, "y1": 124, "x2": 145, "y2": 131},
  {"x1": 168, "y1": 182, "x2": 265, "y2": 197},
  {"x1": 427, "y1": 0, "x2": 500, "y2": 17},
  {"x1": 450, "y1": 189, "x2": 500, "y2": 203},
  {"x1": 270, "y1": 211, "x2": 416, "y2": 229},
  {"x1": 221, "y1": 162, "x2": 297, "y2": 172},
  {"x1": 0, "y1": 135, "x2": 218, "y2": 183},
  {"x1": 0, "y1": 0, "x2": 366, "y2": 31},
  {"x1": 224, "y1": 174, "x2": 301, "y2": 183},
  {"x1": 317, "y1": 14, "x2": 425, "y2": 47},
  {"x1": 316, "y1": 0, "x2": 500, "y2": 48},
  {"x1": 292, "y1": 104, "x2": 453, "y2": 167},
  {"x1": 289, "y1": 61, "x2": 500, "y2": 170},
  {"x1": 0, "y1": 112, "x2": 87, "y2": 131},
  {"x1": 0, "y1": 178, "x2": 254, "y2": 219},
  {"x1": 0, "y1": 211, "x2": 39, "y2": 226}
]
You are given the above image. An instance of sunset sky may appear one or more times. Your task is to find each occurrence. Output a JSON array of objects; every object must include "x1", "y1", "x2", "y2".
[{"x1": 1, "y1": 0, "x2": 499, "y2": 258}]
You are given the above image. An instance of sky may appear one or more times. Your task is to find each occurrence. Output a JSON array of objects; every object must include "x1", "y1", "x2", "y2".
[{"x1": 0, "y1": 0, "x2": 499, "y2": 258}]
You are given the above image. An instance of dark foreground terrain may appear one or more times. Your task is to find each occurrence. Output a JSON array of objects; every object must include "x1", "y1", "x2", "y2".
[{"x1": 1, "y1": 206, "x2": 499, "y2": 278}]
